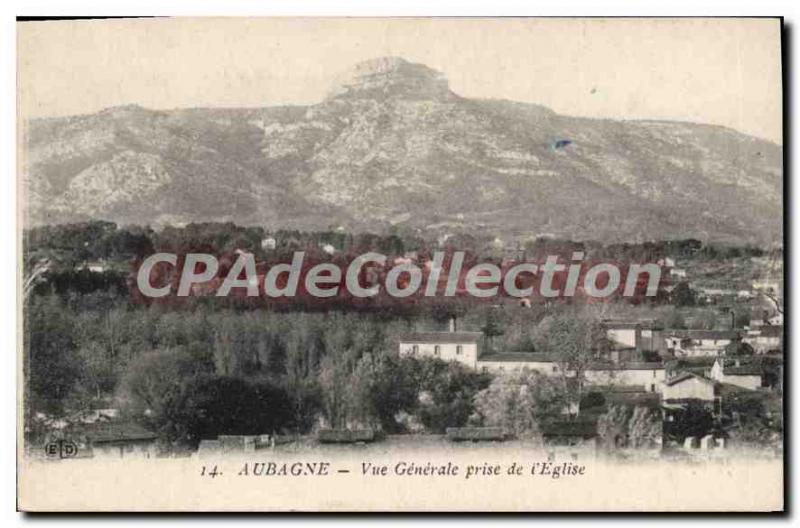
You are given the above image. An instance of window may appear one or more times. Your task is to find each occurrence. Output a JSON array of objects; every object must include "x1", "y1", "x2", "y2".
[
  {"x1": 650, "y1": 384, "x2": 656, "y2": 392},
  {"x1": 653, "y1": 370, "x2": 657, "y2": 378},
  {"x1": 434, "y1": 345, "x2": 441, "y2": 356},
  {"x1": 552, "y1": 365, "x2": 558, "y2": 373},
  {"x1": 456, "y1": 345, "x2": 463, "y2": 355},
  {"x1": 412, "y1": 345, "x2": 418, "y2": 355}
]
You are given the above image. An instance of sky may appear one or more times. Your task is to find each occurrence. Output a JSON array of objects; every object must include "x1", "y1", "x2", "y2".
[{"x1": 18, "y1": 17, "x2": 783, "y2": 144}]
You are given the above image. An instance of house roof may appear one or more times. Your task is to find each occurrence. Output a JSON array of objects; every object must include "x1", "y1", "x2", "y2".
[
  {"x1": 80, "y1": 421, "x2": 158, "y2": 444},
  {"x1": 586, "y1": 361, "x2": 664, "y2": 371},
  {"x1": 602, "y1": 318, "x2": 661, "y2": 330},
  {"x1": 723, "y1": 366, "x2": 763, "y2": 376},
  {"x1": 398, "y1": 331, "x2": 482, "y2": 344},
  {"x1": 668, "y1": 357, "x2": 718, "y2": 367},
  {"x1": 476, "y1": 355, "x2": 664, "y2": 371},
  {"x1": 478, "y1": 351, "x2": 555, "y2": 363},
  {"x1": 666, "y1": 330, "x2": 740, "y2": 340},
  {"x1": 665, "y1": 372, "x2": 715, "y2": 387},
  {"x1": 714, "y1": 382, "x2": 759, "y2": 397}
]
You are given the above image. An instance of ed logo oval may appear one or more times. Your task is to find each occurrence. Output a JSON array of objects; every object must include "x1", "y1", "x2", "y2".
[{"x1": 44, "y1": 439, "x2": 78, "y2": 459}]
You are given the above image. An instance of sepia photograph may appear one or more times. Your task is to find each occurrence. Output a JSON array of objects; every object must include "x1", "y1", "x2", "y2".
[{"x1": 14, "y1": 16, "x2": 785, "y2": 512}]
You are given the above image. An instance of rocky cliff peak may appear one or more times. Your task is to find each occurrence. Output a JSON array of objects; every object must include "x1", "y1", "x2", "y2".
[{"x1": 326, "y1": 56, "x2": 455, "y2": 101}]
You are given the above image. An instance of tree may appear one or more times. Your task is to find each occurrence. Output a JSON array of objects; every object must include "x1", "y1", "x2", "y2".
[
  {"x1": 672, "y1": 282, "x2": 698, "y2": 307},
  {"x1": 627, "y1": 406, "x2": 662, "y2": 448},
  {"x1": 664, "y1": 401, "x2": 714, "y2": 442},
  {"x1": 317, "y1": 323, "x2": 359, "y2": 429},
  {"x1": 480, "y1": 308, "x2": 505, "y2": 352},
  {"x1": 725, "y1": 341, "x2": 755, "y2": 357},
  {"x1": 533, "y1": 311, "x2": 606, "y2": 412},
  {"x1": 597, "y1": 404, "x2": 632, "y2": 449},
  {"x1": 118, "y1": 346, "x2": 213, "y2": 420},
  {"x1": 25, "y1": 296, "x2": 84, "y2": 416},
  {"x1": 410, "y1": 357, "x2": 491, "y2": 433},
  {"x1": 283, "y1": 320, "x2": 323, "y2": 432},
  {"x1": 160, "y1": 374, "x2": 292, "y2": 447},
  {"x1": 347, "y1": 353, "x2": 418, "y2": 432},
  {"x1": 474, "y1": 369, "x2": 568, "y2": 439}
]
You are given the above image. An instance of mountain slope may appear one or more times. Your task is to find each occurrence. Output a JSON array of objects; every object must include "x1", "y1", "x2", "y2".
[{"x1": 22, "y1": 56, "x2": 783, "y2": 244}]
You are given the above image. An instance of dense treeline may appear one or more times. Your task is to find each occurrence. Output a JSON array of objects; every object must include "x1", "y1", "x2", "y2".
[
  {"x1": 24, "y1": 294, "x2": 500, "y2": 448},
  {"x1": 25, "y1": 220, "x2": 769, "y2": 274}
]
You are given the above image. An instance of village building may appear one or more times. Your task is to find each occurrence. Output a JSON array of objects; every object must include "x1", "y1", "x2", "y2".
[
  {"x1": 261, "y1": 236, "x2": 277, "y2": 250},
  {"x1": 664, "y1": 329, "x2": 740, "y2": 357},
  {"x1": 602, "y1": 319, "x2": 664, "y2": 359},
  {"x1": 662, "y1": 372, "x2": 717, "y2": 404},
  {"x1": 397, "y1": 331, "x2": 481, "y2": 369},
  {"x1": 476, "y1": 352, "x2": 563, "y2": 375},
  {"x1": 79, "y1": 260, "x2": 108, "y2": 273},
  {"x1": 710, "y1": 358, "x2": 764, "y2": 390},
  {"x1": 743, "y1": 325, "x2": 783, "y2": 354},
  {"x1": 669, "y1": 268, "x2": 687, "y2": 279},
  {"x1": 665, "y1": 356, "x2": 717, "y2": 378},
  {"x1": 76, "y1": 421, "x2": 158, "y2": 459},
  {"x1": 583, "y1": 362, "x2": 665, "y2": 393},
  {"x1": 398, "y1": 325, "x2": 665, "y2": 392}
]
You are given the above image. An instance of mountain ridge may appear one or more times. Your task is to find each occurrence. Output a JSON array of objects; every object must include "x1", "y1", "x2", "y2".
[{"x1": 22, "y1": 57, "x2": 783, "y2": 245}]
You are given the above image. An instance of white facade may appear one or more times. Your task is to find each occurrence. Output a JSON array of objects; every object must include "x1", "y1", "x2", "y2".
[
  {"x1": 710, "y1": 359, "x2": 763, "y2": 390},
  {"x1": 261, "y1": 237, "x2": 277, "y2": 250},
  {"x1": 584, "y1": 366, "x2": 665, "y2": 393},
  {"x1": 722, "y1": 374, "x2": 762, "y2": 391},
  {"x1": 665, "y1": 333, "x2": 735, "y2": 357},
  {"x1": 398, "y1": 333, "x2": 480, "y2": 369},
  {"x1": 475, "y1": 356, "x2": 665, "y2": 393},
  {"x1": 743, "y1": 327, "x2": 782, "y2": 353},
  {"x1": 477, "y1": 359, "x2": 562, "y2": 375},
  {"x1": 607, "y1": 328, "x2": 637, "y2": 349},
  {"x1": 662, "y1": 374, "x2": 716, "y2": 402}
]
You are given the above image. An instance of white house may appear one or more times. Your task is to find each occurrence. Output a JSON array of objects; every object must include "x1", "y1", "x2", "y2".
[
  {"x1": 476, "y1": 353, "x2": 665, "y2": 393},
  {"x1": 80, "y1": 261, "x2": 107, "y2": 273},
  {"x1": 398, "y1": 331, "x2": 482, "y2": 369},
  {"x1": 662, "y1": 373, "x2": 716, "y2": 403},
  {"x1": 583, "y1": 362, "x2": 666, "y2": 393},
  {"x1": 261, "y1": 237, "x2": 277, "y2": 250},
  {"x1": 476, "y1": 352, "x2": 563, "y2": 375},
  {"x1": 743, "y1": 325, "x2": 783, "y2": 354},
  {"x1": 669, "y1": 268, "x2": 687, "y2": 279},
  {"x1": 664, "y1": 330, "x2": 739, "y2": 357},
  {"x1": 710, "y1": 358, "x2": 763, "y2": 390},
  {"x1": 604, "y1": 321, "x2": 640, "y2": 350},
  {"x1": 602, "y1": 319, "x2": 663, "y2": 357}
]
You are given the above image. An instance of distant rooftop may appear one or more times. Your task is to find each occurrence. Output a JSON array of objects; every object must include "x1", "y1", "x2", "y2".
[
  {"x1": 666, "y1": 330, "x2": 740, "y2": 340},
  {"x1": 398, "y1": 331, "x2": 482, "y2": 344},
  {"x1": 477, "y1": 351, "x2": 553, "y2": 363},
  {"x1": 664, "y1": 372, "x2": 714, "y2": 387},
  {"x1": 77, "y1": 421, "x2": 157, "y2": 444}
]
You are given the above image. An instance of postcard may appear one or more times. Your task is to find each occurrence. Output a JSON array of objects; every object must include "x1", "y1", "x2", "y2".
[{"x1": 17, "y1": 17, "x2": 784, "y2": 512}]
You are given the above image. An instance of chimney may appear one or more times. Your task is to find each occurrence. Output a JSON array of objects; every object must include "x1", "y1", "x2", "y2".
[{"x1": 449, "y1": 317, "x2": 457, "y2": 333}]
